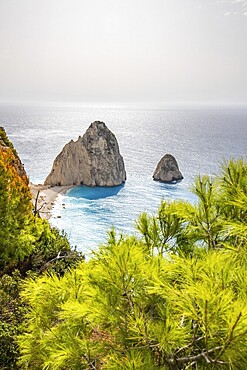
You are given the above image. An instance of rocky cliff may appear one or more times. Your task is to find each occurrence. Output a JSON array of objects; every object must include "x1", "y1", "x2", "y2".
[
  {"x1": 153, "y1": 154, "x2": 183, "y2": 183},
  {"x1": 45, "y1": 121, "x2": 126, "y2": 187},
  {"x1": 0, "y1": 126, "x2": 28, "y2": 182}
]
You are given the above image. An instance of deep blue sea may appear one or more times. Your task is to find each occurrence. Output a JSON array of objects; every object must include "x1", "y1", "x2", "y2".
[{"x1": 1, "y1": 103, "x2": 247, "y2": 256}]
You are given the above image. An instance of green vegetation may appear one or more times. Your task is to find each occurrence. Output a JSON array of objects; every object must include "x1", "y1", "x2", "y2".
[
  {"x1": 0, "y1": 139, "x2": 82, "y2": 276},
  {"x1": 0, "y1": 272, "x2": 24, "y2": 369},
  {"x1": 1, "y1": 128, "x2": 247, "y2": 369},
  {"x1": 0, "y1": 132, "x2": 83, "y2": 369},
  {"x1": 0, "y1": 146, "x2": 33, "y2": 269},
  {"x1": 16, "y1": 159, "x2": 247, "y2": 369},
  {"x1": 0, "y1": 126, "x2": 17, "y2": 155}
]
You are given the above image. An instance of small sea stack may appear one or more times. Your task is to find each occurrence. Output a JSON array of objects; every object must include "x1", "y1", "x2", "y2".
[
  {"x1": 153, "y1": 154, "x2": 183, "y2": 183},
  {"x1": 44, "y1": 121, "x2": 126, "y2": 187}
]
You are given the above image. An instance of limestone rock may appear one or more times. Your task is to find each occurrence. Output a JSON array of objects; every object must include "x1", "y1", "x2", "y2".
[
  {"x1": 0, "y1": 126, "x2": 27, "y2": 181},
  {"x1": 153, "y1": 154, "x2": 183, "y2": 183},
  {"x1": 44, "y1": 121, "x2": 126, "y2": 187}
]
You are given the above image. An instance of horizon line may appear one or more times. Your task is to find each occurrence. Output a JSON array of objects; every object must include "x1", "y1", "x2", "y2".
[{"x1": 0, "y1": 99, "x2": 247, "y2": 110}]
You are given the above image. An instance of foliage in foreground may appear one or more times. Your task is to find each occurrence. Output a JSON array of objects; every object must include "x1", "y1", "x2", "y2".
[
  {"x1": 0, "y1": 130, "x2": 83, "y2": 369},
  {"x1": 0, "y1": 144, "x2": 81, "y2": 275},
  {"x1": 18, "y1": 159, "x2": 247, "y2": 369}
]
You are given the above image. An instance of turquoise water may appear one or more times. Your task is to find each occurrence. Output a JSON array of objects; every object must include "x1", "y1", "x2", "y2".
[
  {"x1": 1, "y1": 104, "x2": 247, "y2": 255},
  {"x1": 52, "y1": 179, "x2": 193, "y2": 253},
  {"x1": 68, "y1": 185, "x2": 125, "y2": 200}
]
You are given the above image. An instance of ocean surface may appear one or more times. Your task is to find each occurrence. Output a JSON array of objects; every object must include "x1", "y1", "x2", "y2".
[{"x1": 1, "y1": 103, "x2": 247, "y2": 256}]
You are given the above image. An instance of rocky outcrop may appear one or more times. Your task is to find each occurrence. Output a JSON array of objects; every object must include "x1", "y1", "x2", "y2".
[
  {"x1": 0, "y1": 126, "x2": 27, "y2": 181},
  {"x1": 44, "y1": 121, "x2": 126, "y2": 187},
  {"x1": 153, "y1": 154, "x2": 183, "y2": 183}
]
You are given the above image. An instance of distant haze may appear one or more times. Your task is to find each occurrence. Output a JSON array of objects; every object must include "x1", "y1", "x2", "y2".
[{"x1": 0, "y1": 0, "x2": 247, "y2": 106}]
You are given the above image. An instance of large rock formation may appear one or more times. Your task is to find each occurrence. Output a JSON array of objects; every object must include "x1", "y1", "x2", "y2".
[
  {"x1": 153, "y1": 154, "x2": 183, "y2": 183},
  {"x1": 44, "y1": 121, "x2": 126, "y2": 187},
  {"x1": 0, "y1": 126, "x2": 27, "y2": 181}
]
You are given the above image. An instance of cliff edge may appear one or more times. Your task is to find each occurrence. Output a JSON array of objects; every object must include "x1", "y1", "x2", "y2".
[
  {"x1": 45, "y1": 121, "x2": 126, "y2": 187},
  {"x1": 0, "y1": 126, "x2": 28, "y2": 182}
]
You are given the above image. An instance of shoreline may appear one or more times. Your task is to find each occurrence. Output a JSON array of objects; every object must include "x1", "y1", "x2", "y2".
[{"x1": 30, "y1": 183, "x2": 74, "y2": 219}]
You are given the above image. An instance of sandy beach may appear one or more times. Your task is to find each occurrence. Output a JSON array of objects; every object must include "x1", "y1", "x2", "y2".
[{"x1": 30, "y1": 184, "x2": 73, "y2": 219}]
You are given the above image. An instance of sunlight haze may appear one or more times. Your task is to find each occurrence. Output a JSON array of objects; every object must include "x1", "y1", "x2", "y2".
[{"x1": 0, "y1": 0, "x2": 247, "y2": 105}]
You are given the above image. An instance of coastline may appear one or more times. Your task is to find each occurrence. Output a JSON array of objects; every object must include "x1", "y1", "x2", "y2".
[{"x1": 30, "y1": 183, "x2": 73, "y2": 220}]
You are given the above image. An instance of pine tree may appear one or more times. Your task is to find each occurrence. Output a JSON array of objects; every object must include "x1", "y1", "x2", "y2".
[
  {"x1": 18, "y1": 159, "x2": 247, "y2": 370},
  {"x1": 0, "y1": 147, "x2": 33, "y2": 267}
]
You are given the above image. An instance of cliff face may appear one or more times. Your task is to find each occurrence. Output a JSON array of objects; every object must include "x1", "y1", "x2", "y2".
[
  {"x1": 153, "y1": 154, "x2": 183, "y2": 183},
  {"x1": 0, "y1": 127, "x2": 28, "y2": 182},
  {"x1": 45, "y1": 121, "x2": 126, "y2": 187}
]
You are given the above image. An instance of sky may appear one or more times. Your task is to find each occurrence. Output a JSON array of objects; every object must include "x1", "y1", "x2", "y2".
[{"x1": 0, "y1": 0, "x2": 247, "y2": 106}]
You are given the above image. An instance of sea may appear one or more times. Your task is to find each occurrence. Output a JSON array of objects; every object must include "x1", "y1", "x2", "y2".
[{"x1": 1, "y1": 103, "x2": 247, "y2": 256}]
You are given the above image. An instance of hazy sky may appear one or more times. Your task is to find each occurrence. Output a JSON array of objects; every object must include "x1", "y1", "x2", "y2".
[{"x1": 0, "y1": 0, "x2": 247, "y2": 105}]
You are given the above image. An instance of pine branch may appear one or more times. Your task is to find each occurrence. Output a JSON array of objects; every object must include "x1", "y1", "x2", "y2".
[
  {"x1": 167, "y1": 346, "x2": 223, "y2": 366},
  {"x1": 214, "y1": 311, "x2": 242, "y2": 362},
  {"x1": 39, "y1": 251, "x2": 80, "y2": 272},
  {"x1": 174, "y1": 336, "x2": 204, "y2": 355}
]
